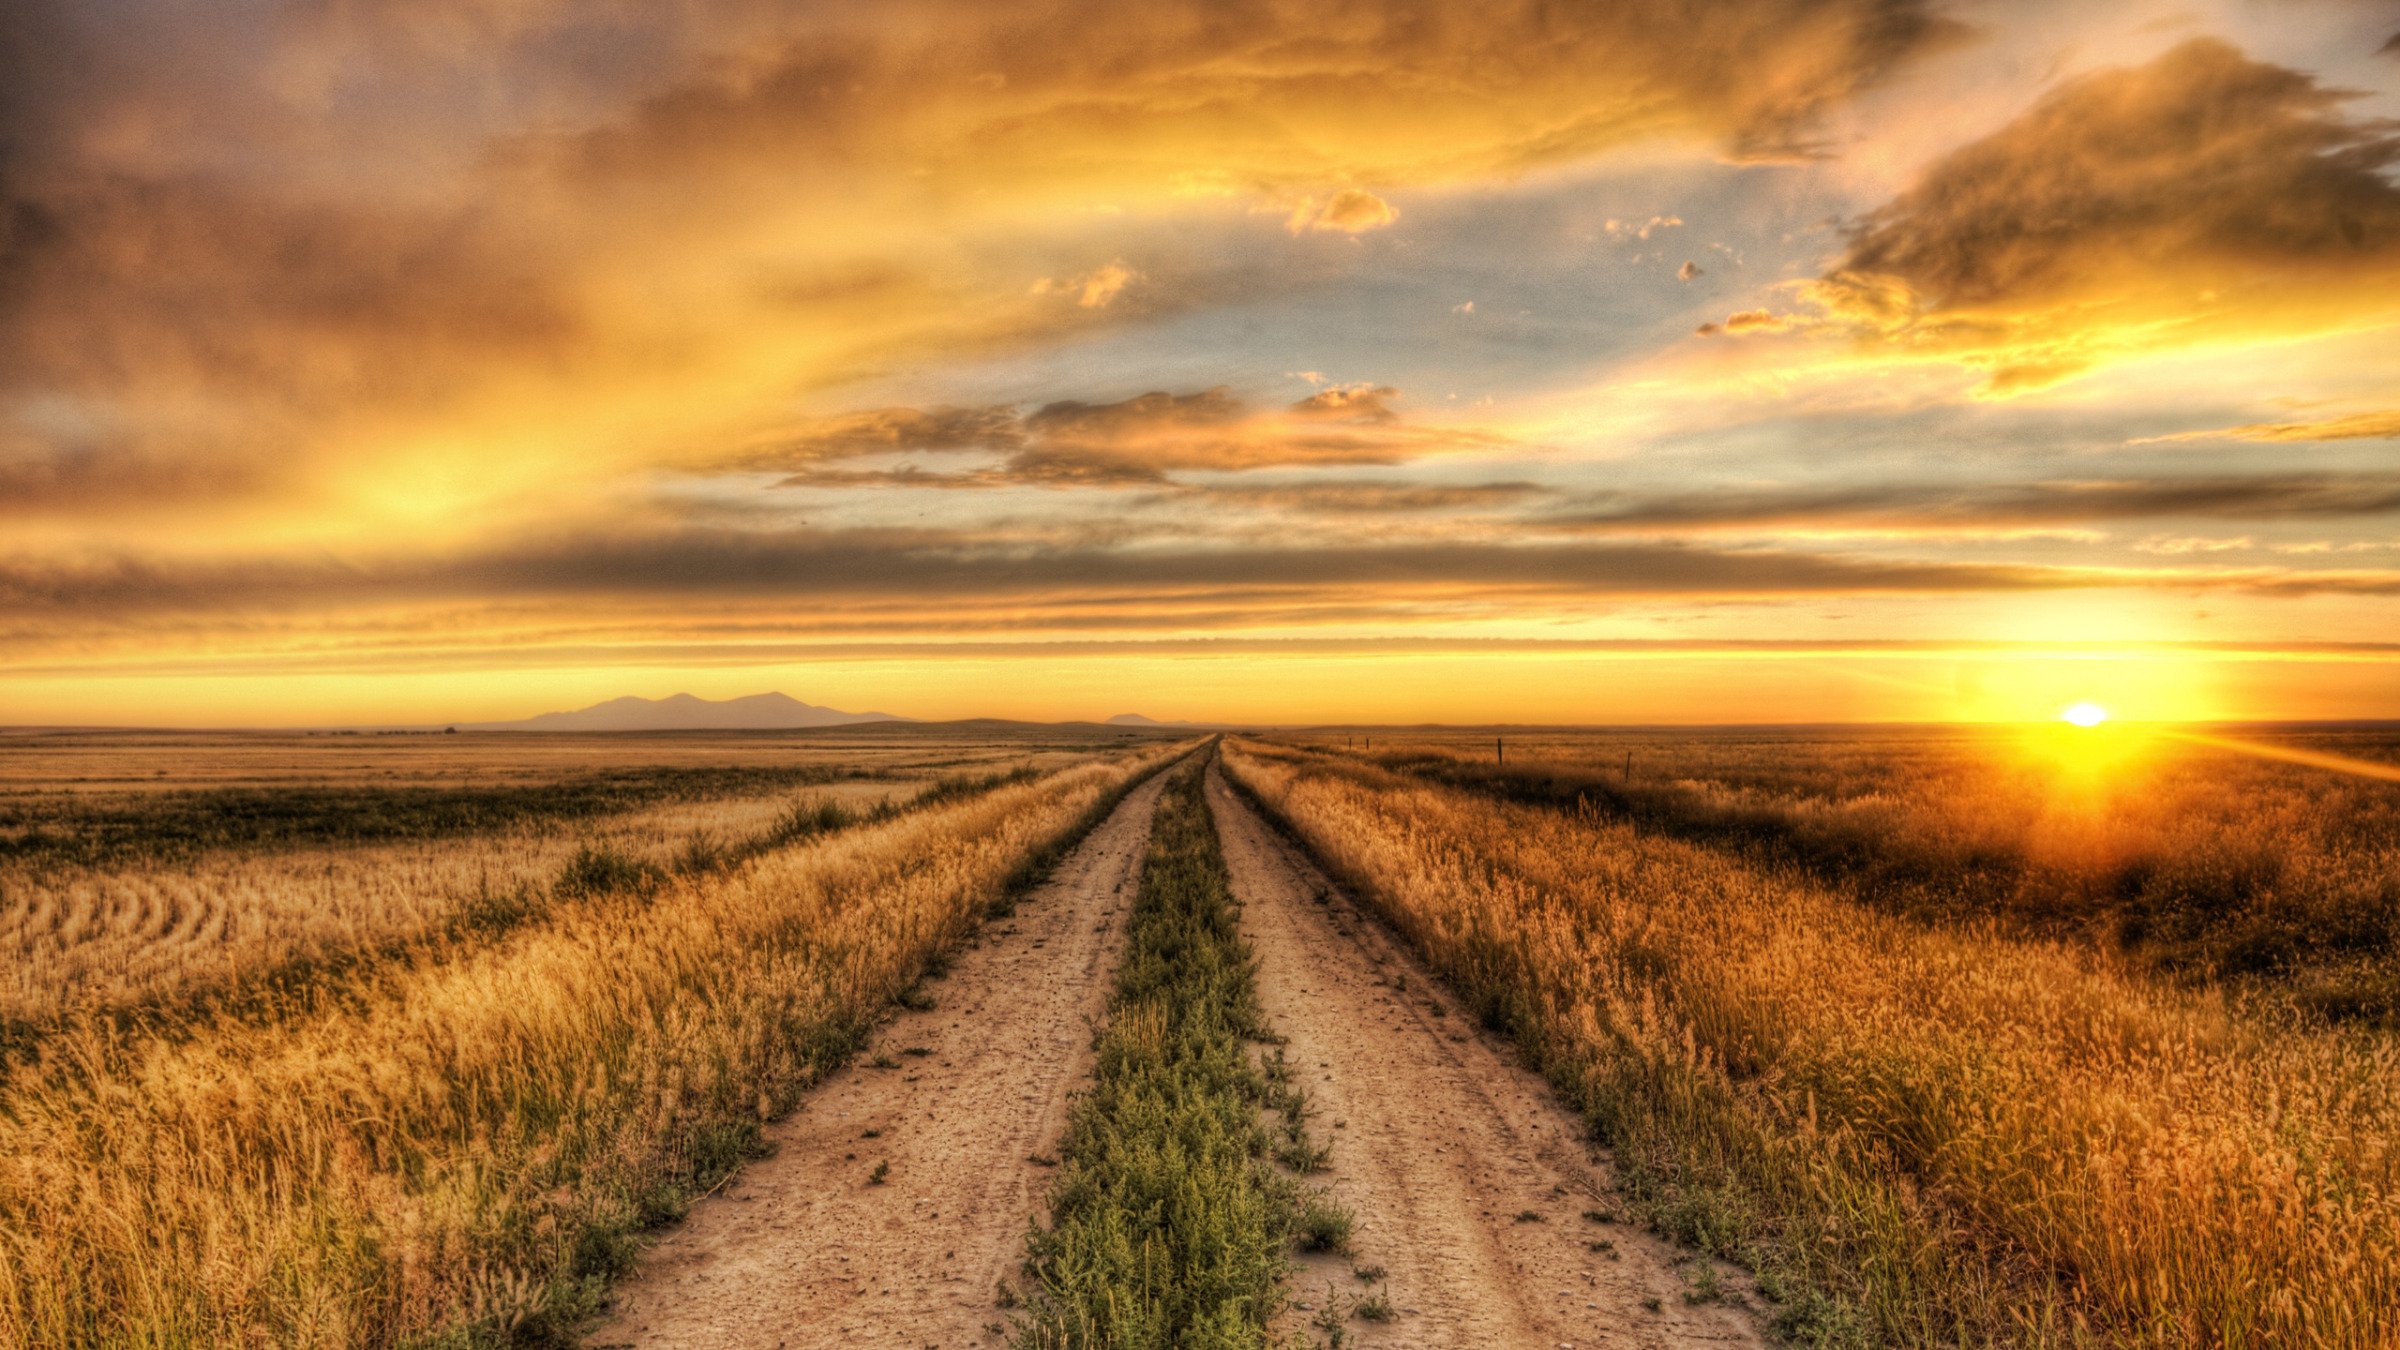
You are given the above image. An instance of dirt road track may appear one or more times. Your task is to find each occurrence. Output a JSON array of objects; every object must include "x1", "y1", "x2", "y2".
[
  {"x1": 1207, "y1": 767, "x2": 1768, "y2": 1350},
  {"x1": 585, "y1": 771, "x2": 1168, "y2": 1350}
]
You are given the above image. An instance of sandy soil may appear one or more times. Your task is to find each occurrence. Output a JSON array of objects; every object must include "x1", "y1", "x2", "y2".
[
  {"x1": 1206, "y1": 767, "x2": 1770, "y2": 1350},
  {"x1": 584, "y1": 771, "x2": 1168, "y2": 1350}
]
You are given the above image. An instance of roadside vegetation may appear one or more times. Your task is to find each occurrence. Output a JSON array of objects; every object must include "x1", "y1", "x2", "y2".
[
  {"x1": 1335, "y1": 728, "x2": 2400, "y2": 1018},
  {"x1": 0, "y1": 745, "x2": 1182, "y2": 1347},
  {"x1": 1017, "y1": 757, "x2": 1344, "y2": 1349},
  {"x1": 1224, "y1": 737, "x2": 2400, "y2": 1349}
]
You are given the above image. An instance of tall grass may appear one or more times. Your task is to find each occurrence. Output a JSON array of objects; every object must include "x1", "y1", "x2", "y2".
[
  {"x1": 1017, "y1": 758, "x2": 1327, "y2": 1350},
  {"x1": 1224, "y1": 739, "x2": 2400, "y2": 1348},
  {"x1": 0, "y1": 747, "x2": 1182, "y2": 1347},
  {"x1": 1340, "y1": 729, "x2": 2400, "y2": 1005}
]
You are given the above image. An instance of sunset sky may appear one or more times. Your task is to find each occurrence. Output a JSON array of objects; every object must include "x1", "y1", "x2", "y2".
[{"x1": 5, "y1": 0, "x2": 2399, "y2": 726}]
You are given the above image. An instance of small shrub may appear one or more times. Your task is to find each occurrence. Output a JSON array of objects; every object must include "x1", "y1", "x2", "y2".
[{"x1": 554, "y1": 846, "x2": 660, "y2": 900}]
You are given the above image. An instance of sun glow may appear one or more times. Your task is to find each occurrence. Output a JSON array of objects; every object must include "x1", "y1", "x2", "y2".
[{"x1": 2016, "y1": 702, "x2": 2151, "y2": 794}]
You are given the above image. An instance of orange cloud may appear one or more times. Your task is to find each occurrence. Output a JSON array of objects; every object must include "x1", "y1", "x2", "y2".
[
  {"x1": 1289, "y1": 384, "x2": 1401, "y2": 424},
  {"x1": 0, "y1": 0, "x2": 1963, "y2": 545},
  {"x1": 1702, "y1": 39, "x2": 2400, "y2": 392},
  {"x1": 1034, "y1": 261, "x2": 1140, "y2": 308},
  {"x1": 1288, "y1": 190, "x2": 1398, "y2": 234},
  {"x1": 2146, "y1": 409, "x2": 2400, "y2": 444}
]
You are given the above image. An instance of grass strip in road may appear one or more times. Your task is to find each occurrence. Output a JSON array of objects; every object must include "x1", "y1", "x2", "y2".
[{"x1": 1017, "y1": 757, "x2": 1341, "y2": 1350}]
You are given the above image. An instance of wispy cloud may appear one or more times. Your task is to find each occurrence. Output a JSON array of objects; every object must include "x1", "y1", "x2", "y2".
[
  {"x1": 2137, "y1": 410, "x2": 2400, "y2": 445},
  {"x1": 738, "y1": 385, "x2": 1499, "y2": 487},
  {"x1": 1548, "y1": 473, "x2": 2400, "y2": 534}
]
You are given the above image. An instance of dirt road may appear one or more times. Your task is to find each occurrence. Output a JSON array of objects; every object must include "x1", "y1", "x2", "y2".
[
  {"x1": 585, "y1": 772, "x2": 1168, "y2": 1350},
  {"x1": 1206, "y1": 767, "x2": 1769, "y2": 1350}
]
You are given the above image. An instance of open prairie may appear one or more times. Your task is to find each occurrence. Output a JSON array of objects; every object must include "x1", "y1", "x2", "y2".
[{"x1": 7, "y1": 722, "x2": 2396, "y2": 1349}]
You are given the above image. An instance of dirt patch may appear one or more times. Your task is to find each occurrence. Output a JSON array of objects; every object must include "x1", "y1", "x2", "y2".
[
  {"x1": 1207, "y1": 767, "x2": 1769, "y2": 1349},
  {"x1": 584, "y1": 772, "x2": 1168, "y2": 1349}
]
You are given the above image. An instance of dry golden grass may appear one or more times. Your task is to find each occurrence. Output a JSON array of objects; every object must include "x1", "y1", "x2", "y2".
[
  {"x1": 1224, "y1": 738, "x2": 2400, "y2": 1348},
  {"x1": 0, "y1": 789, "x2": 838, "y2": 1026},
  {"x1": 1324, "y1": 726, "x2": 2400, "y2": 1007},
  {"x1": 0, "y1": 729, "x2": 1140, "y2": 1030},
  {"x1": 0, "y1": 743, "x2": 1181, "y2": 1346},
  {"x1": 0, "y1": 726, "x2": 1111, "y2": 797}
]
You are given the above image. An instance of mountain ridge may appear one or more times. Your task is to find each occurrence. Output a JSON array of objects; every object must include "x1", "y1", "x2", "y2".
[{"x1": 468, "y1": 692, "x2": 902, "y2": 732}]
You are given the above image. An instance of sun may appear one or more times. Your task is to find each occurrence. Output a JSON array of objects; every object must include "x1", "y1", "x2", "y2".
[{"x1": 2061, "y1": 702, "x2": 2110, "y2": 728}]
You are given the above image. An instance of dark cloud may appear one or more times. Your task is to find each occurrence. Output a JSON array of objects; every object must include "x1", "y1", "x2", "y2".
[
  {"x1": 18, "y1": 520, "x2": 2400, "y2": 635},
  {"x1": 742, "y1": 386, "x2": 1484, "y2": 487},
  {"x1": 1022, "y1": 388, "x2": 1244, "y2": 440},
  {"x1": 1712, "y1": 38, "x2": 2400, "y2": 389},
  {"x1": 14, "y1": 515, "x2": 2400, "y2": 676},
  {"x1": 1550, "y1": 473, "x2": 2400, "y2": 533},
  {"x1": 0, "y1": 429, "x2": 280, "y2": 516},
  {"x1": 0, "y1": 530, "x2": 2094, "y2": 621},
  {"x1": 1841, "y1": 39, "x2": 2400, "y2": 303},
  {"x1": 749, "y1": 406, "x2": 1028, "y2": 462},
  {"x1": 576, "y1": 0, "x2": 1964, "y2": 186},
  {"x1": 21, "y1": 632, "x2": 2400, "y2": 682},
  {"x1": 1171, "y1": 480, "x2": 1552, "y2": 514},
  {"x1": 7, "y1": 179, "x2": 580, "y2": 399}
]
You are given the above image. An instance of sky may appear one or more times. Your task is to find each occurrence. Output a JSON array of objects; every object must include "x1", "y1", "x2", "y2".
[{"x1": 3, "y1": 0, "x2": 2399, "y2": 726}]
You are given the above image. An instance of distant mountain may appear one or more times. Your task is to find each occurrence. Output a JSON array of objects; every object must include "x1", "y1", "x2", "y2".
[
  {"x1": 1105, "y1": 713, "x2": 1167, "y2": 726},
  {"x1": 472, "y1": 692, "x2": 903, "y2": 732}
]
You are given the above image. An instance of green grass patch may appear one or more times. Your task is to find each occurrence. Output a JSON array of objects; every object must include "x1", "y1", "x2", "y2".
[{"x1": 1016, "y1": 758, "x2": 1333, "y2": 1349}]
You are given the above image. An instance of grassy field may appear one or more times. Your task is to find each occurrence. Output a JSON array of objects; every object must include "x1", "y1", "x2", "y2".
[
  {"x1": 1302, "y1": 725, "x2": 2400, "y2": 1020},
  {"x1": 0, "y1": 728, "x2": 1185, "y2": 1346},
  {"x1": 1225, "y1": 732, "x2": 2400, "y2": 1348},
  {"x1": 10, "y1": 721, "x2": 2393, "y2": 1347}
]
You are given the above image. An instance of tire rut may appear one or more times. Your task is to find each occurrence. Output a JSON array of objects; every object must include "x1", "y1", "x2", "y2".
[
  {"x1": 585, "y1": 771, "x2": 1169, "y2": 1350},
  {"x1": 1206, "y1": 767, "x2": 1769, "y2": 1350}
]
